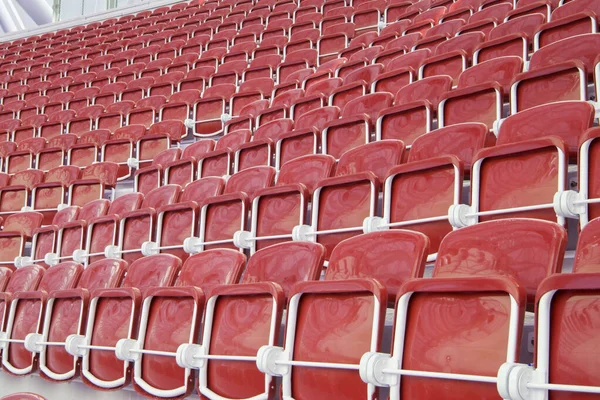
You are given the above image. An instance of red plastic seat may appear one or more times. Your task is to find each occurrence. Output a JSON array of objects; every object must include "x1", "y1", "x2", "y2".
[
  {"x1": 434, "y1": 218, "x2": 566, "y2": 304},
  {"x1": 72, "y1": 254, "x2": 180, "y2": 390},
  {"x1": 438, "y1": 56, "x2": 524, "y2": 130},
  {"x1": 535, "y1": 0, "x2": 600, "y2": 49},
  {"x1": 365, "y1": 276, "x2": 526, "y2": 399},
  {"x1": 121, "y1": 249, "x2": 245, "y2": 398},
  {"x1": 134, "y1": 148, "x2": 182, "y2": 195},
  {"x1": 100, "y1": 124, "x2": 147, "y2": 180},
  {"x1": 30, "y1": 259, "x2": 127, "y2": 381},
  {"x1": 68, "y1": 162, "x2": 119, "y2": 207},
  {"x1": 229, "y1": 78, "x2": 275, "y2": 117},
  {"x1": 1, "y1": 261, "x2": 83, "y2": 375},
  {"x1": 377, "y1": 75, "x2": 453, "y2": 146},
  {"x1": 235, "y1": 154, "x2": 335, "y2": 254},
  {"x1": 164, "y1": 139, "x2": 215, "y2": 187},
  {"x1": 196, "y1": 130, "x2": 252, "y2": 178},
  {"x1": 189, "y1": 166, "x2": 276, "y2": 253},
  {"x1": 323, "y1": 92, "x2": 393, "y2": 159},
  {"x1": 112, "y1": 185, "x2": 181, "y2": 264},
  {"x1": 0, "y1": 212, "x2": 44, "y2": 269},
  {"x1": 265, "y1": 279, "x2": 386, "y2": 400},
  {"x1": 74, "y1": 193, "x2": 143, "y2": 266},
  {"x1": 0, "y1": 170, "x2": 44, "y2": 216},
  {"x1": 234, "y1": 118, "x2": 293, "y2": 172},
  {"x1": 191, "y1": 84, "x2": 237, "y2": 137},
  {"x1": 336, "y1": 140, "x2": 404, "y2": 182},
  {"x1": 510, "y1": 33, "x2": 600, "y2": 113}
]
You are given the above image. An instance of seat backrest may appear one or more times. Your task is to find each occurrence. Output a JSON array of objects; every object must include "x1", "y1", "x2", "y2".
[
  {"x1": 3, "y1": 212, "x2": 44, "y2": 237},
  {"x1": 408, "y1": 122, "x2": 491, "y2": 169},
  {"x1": 551, "y1": 0, "x2": 600, "y2": 20},
  {"x1": 179, "y1": 176, "x2": 225, "y2": 203},
  {"x1": 43, "y1": 165, "x2": 81, "y2": 185},
  {"x1": 433, "y1": 218, "x2": 567, "y2": 304},
  {"x1": 241, "y1": 241, "x2": 326, "y2": 297},
  {"x1": 529, "y1": 33, "x2": 600, "y2": 74},
  {"x1": 175, "y1": 249, "x2": 247, "y2": 290},
  {"x1": 80, "y1": 162, "x2": 119, "y2": 185},
  {"x1": 78, "y1": 199, "x2": 110, "y2": 222},
  {"x1": 37, "y1": 261, "x2": 83, "y2": 293},
  {"x1": 121, "y1": 253, "x2": 180, "y2": 289},
  {"x1": 496, "y1": 101, "x2": 595, "y2": 155},
  {"x1": 277, "y1": 154, "x2": 336, "y2": 194},
  {"x1": 8, "y1": 169, "x2": 44, "y2": 189},
  {"x1": 224, "y1": 166, "x2": 276, "y2": 199},
  {"x1": 181, "y1": 139, "x2": 216, "y2": 158},
  {"x1": 573, "y1": 217, "x2": 600, "y2": 273},
  {"x1": 3, "y1": 264, "x2": 45, "y2": 293},
  {"x1": 215, "y1": 130, "x2": 251, "y2": 151},
  {"x1": 395, "y1": 75, "x2": 453, "y2": 108},
  {"x1": 253, "y1": 118, "x2": 294, "y2": 141},
  {"x1": 76, "y1": 259, "x2": 127, "y2": 290},
  {"x1": 107, "y1": 193, "x2": 144, "y2": 216},
  {"x1": 326, "y1": 230, "x2": 429, "y2": 304},
  {"x1": 457, "y1": 56, "x2": 523, "y2": 92},
  {"x1": 148, "y1": 120, "x2": 186, "y2": 141},
  {"x1": 295, "y1": 106, "x2": 340, "y2": 131},
  {"x1": 336, "y1": 140, "x2": 404, "y2": 182},
  {"x1": 142, "y1": 184, "x2": 182, "y2": 209},
  {"x1": 489, "y1": 13, "x2": 545, "y2": 41},
  {"x1": 112, "y1": 124, "x2": 147, "y2": 141}
]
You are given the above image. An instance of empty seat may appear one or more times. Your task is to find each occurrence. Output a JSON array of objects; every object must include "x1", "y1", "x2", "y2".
[
  {"x1": 235, "y1": 154, "x2": 336, "y2": 254},
  {"x1": 325, "y1": 230, "x2": 429, "y2": 304},
  {"x1": 361, "y1": 276, "x2": 526, "y2": 400},
  {"x1": 0, "y1": 212, "x2": 44, "y2": 269},
  {"x1": 27, "y1": 259, "x2": 127, "y2": 381},
  {"x1": 67, "y1": 254, "x2": 180, "y2": 390},
  {"x1": 1, "y1": 261, "x2": 83, "y2": 375}
]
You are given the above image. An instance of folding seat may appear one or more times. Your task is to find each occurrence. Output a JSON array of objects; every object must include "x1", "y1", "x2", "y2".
[
  {"x1": 98, "y1": 250, "x2": 243, "y2": 398},
  {"x1": 4, "y1": 138, "x2": 46, "y2": 174},
  {"x1": 93, "y1": 82, "x2": 126, "y2": 107},
  {"x1": 0, "y1": 212, "x2": 44, "y2": 270},
  {"x1": 510, "y1": 33, "x2": 600, "y2": 113},
  {"x1": 42, "y1": 92, "x2": 73, "y2": 116},
  {"x1": 195, "y1": 130, "x2": 252, "y2": 178},
  {"x1": 243, "y1": 55, "x2": 282, "y2": 82},
  {"x1": 362, "y1": 123, "x2": 491, "y2": 253},
  {"x1": 276, "y1": 106, "x2": 340, "y2": 166},
  {"x1": 336, "y1": 140, "x2": 404, "y2": 182},
  {"x1": 472, "y1": 14, "x2": 546, "y2": 64},
  {"x1": 419, "y1": 32, "x2": 486, "y2": 84},
  {"x1": 183, "y1": 166, "x2": 276, "y2": 253},
  {"x1": 67, "y1": 88, "x2": 99, "y2": 114},
  {"x1": 134, "y1": 120, "x2": 186, "y2": 170},
  {"x1": 130, "y1": 244, "x2": 317, "y2": 398},
  {"x1": 383, "y1": 49, "x2": 431, "y2": 78},
  {"x1": 178, "y1": 67, "x2": 213, "y2": 93},
  {"x1": 65, "y1": 105, "x2": 104, "y2": 135},
  {"x1": 229, "y1": 78, "x2": 275, "y2": 117},
  {"x1": 164, "y1": 140, "x2": 216, "y2": 187},
  {"x1": 534, "y1": 0, "x2": 600, "y2": 50},
  {"x1": 13, "y1": 115, "x2": 48, "y2": 143},
  {"x1": 67, "y1": 162, "x2": 119, "y2": 207},
  {"x1": 35, "y1": 134, "x2": 77, "y2": 172},
  {"x1": 135, "y1": 177, "x2": 225, "y2": 262},
  {"x1": 115, "y1": 63, "x2": 146, "y2": 84},
  {"x1": 256, "y1": 88, "x2": 305, "y2": 126},
  {"x1": 449, "y1": 104, "x2": 593, "y2": 232},
  {"x1": 256, "y1": 277, "x2": 385, "y2": 400},
  {"x1": 133, "y1": 148, "x2": 182, "y2": 195},
  {"x1": 360, "y1": 275, "x2": 526, "y2": 400},
  {"x1": 376, "y1": 75, "x2": 453, "y2": 146},
  {"x1": 60, "y1": 254, "x2": 179, "y2": 390},
  {"x1": 66, "y1": 72, "x2": 96, "y2": 94},
  {"x1": 234, "y1": 118, "x2": 294, "y2": 172},
  {"x1": 0, "y1": 261, "x2": 83, "y2": 375},
  {"x1": 318, "y1": 22, "x2": 356, "y2": 64},
  {"x1": 147, "y1": 71, "x2": 184, "y2": 98},
  {"x1": 30, "y1": 165, "x2": 81, "y2": 224},
  {"x1": 124, "y1": 96, "x2": 165, "y2": 128},
  {"x1": 438, "y1": 56, "x2": 524, "y2": 130},
  {"x1": 224, "y1": 100, "x2": 270, "y2": 133},
  {"x1": 102, "y1": 185, "x2": 182, "y2": 264},
  {"x1": 67, "y1": 130, "x2": 110, "y2": 168},
  {"x1": 322, "y1": 92, "x2": 391, "y2": 158},
  {"x1": 99, "y1": 124, "x2": 147, "y2": 180},
  {"x1": 231, "y1": 154, "x2": 335, "y2": 254},
  {"x1": 189, "y1": 84, "x2": 237, "y2": 138}
]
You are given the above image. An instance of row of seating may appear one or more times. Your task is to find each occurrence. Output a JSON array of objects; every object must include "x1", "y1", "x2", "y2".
[{"x1": 0, "y1": 216, "x2": 598, "y2": 398}]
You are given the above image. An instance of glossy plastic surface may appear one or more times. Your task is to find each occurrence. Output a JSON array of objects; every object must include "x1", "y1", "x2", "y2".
[
  {"x1": 326, "y1": 231, "x2": 429, "y2": 304},
  {"x1": 242, "y1": 241, "x2": 325, "y2": 297},
  {"x1": 434, "y1": 219, "x2": 567, "y2": 304}
]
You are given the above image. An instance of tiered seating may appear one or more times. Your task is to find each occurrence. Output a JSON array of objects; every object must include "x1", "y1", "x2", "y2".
[{"x1": 0, "y1": 0, "x2": 600, "y2": 398}]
